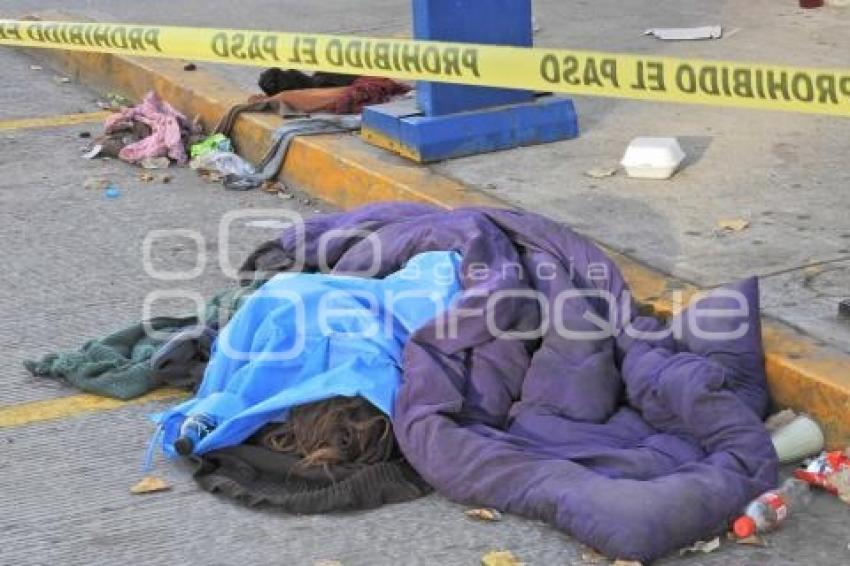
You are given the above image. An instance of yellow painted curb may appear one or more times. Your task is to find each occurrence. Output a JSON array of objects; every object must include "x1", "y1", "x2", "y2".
[{"x1": 21, "y1": 12, "x2": 850, "y2": 448}]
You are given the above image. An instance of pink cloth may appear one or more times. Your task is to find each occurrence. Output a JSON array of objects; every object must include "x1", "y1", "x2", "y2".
[{"x1": 104, "y1": 92, "x2": 192, "y2": 164}]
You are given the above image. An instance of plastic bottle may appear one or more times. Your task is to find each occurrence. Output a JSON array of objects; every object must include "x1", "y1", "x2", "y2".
[
  {"x1": 733, "y1": 479, "x2": 812, "y2": 538},
  {"x1": 173, "y1": 413, "x2": 217, "y2": 456}
]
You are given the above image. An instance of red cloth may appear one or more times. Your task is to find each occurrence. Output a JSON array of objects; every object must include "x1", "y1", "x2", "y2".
[{"x1": 330, "y1": 78, "x2": 411, "y2": 114}]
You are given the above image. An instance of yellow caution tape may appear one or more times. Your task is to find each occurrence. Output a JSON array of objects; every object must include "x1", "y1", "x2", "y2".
[{"x1": 3, "y1": 19, "x2": 850, "y2": 117}]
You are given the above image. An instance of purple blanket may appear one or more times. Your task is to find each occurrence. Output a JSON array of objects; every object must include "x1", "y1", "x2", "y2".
[{"x1": 254, "y1": 203, "x2": 777, "y2": 562}]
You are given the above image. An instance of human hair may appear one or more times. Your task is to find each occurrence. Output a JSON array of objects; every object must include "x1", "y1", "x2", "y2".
[{"x1": 262, "y1": 396, "x2": 393, "y2": 468}]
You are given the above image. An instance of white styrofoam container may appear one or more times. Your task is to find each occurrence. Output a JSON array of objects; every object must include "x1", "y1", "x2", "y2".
[{"x1": 620, "y1": 137, "x2": 686, "y2": 180}]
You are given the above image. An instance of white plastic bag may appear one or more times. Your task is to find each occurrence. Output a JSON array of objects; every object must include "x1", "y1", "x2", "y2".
[{"x1": 190, "y1": 151, "x2": 255, "y2": 176}]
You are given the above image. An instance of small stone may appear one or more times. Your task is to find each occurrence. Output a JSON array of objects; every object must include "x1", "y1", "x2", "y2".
[
  {"x1": 78, "y1": 131, "x2": 91, "y2": 139},
  {"x1": 183, "y1": 63, "x2": 197, "y2": 71},
  {"x1": 161, "y1": 174, "x2": 174, "y2": 184},
  {"x1": 29, "y1": 65, "x2": 43, "y2": 71},
  {"x1": 276, "y1": 192, "x2": 295, "y2": 200},
  {"x1": 54, "y1": 76, "x2": 71, "y2": 84}
]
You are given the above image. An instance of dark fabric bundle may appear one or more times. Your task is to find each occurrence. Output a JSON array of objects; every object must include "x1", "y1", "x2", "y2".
[
  {"x1": 258, "y1": 68, "x2": 359, "y2": 96},
  {"x1": 193, "y1": 426, "x2": 431, "y2": 513}
]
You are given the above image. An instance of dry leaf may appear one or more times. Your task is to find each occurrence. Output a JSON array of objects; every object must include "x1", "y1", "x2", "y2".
[
  {"x1": 130, "y1": 475, "x2": 171, "y2": 495},
  {"x1": 465, "y1": 508, "x2": 503, "y2": 522},
  {"x1": 481, "y1": 550, "x2": 524, "y2": 566},
  {"x1": 138, "y1": 172, "x2": 155, "y2": 183},
  {"x1": 161, "y1": 174, "x2": 174, "y2": 184},
  {"x1": 679, "y1": 536, "x2": 721, "y2": 555},
  {"x1": 262, "y1": 180, "x2": 285, "y2": 194},
  {"x1": 584, "y1": 166, "x2": 617, "y2": 179},
  {"x1": 717, "y1": 218, "x2": 750, "y2": 232}
]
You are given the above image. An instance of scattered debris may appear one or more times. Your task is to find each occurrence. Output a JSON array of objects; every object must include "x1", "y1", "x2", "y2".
[
  {"x1": 312, "y1": 561, "x2": 342, "y2": 566},
  {"x1": 190, "y1": 133, "x2": 233, "y2": 159},
  {"x1": 190, "y1": 150, "x2": 255, "y2": 177},
  {"x1": 613, "y1": 561, "x2": 643, "y2": 566},
  {"x1": 277, "y1": 191, "x2": 295, "y2": 200},
  {"x1": 138, "y1": 172, "x2": 156, "y2": 183},
  {"x1": 579, "y1": 547, "x2": 606, "y2": 564},
  {"x1": 105, "y1": 186, "x2": 121, "y2": 199},
  {"x1": 140, "y1": 156, "x2": 171, "y2": 170},
  {"x1": 481, "y1": 550, "x2": 523, "y2": 566},
  {"x1": 161, "y1": 174, "x2": 174, "y2": 184},
  {"x1": 771, "y1": 414, "x2": 824, "y2": 463},
  {"x1": 584, "y1": 166, "x2": 617, "y2": 179},
  {"x1": 717, "y1": 218, "x2": 750, "y2": 232},
  {"x1": 795, "y1": 450, "x2": 850, "y2": 503},
  {"x1": 83, "y1": 177, "x2": 111, "y2": 191},
  {"x1": 261, "y1": 180, "x2": 287, "y2": 194},
  {"x1": 29, "y1": 64, "x2": 43, "y2": 71},
  {"x1": 183, "y1": 62, "x2": 197, "y2": 71},
  {"x1": 645, "y1": 26, "x2": 722, "y2": 41},
  {"x1": 735, "y1": 534, "x2": 767, "y2": 547},
  {"x1": 733, "y1": 479, "x2": 810, "y2": 539},
  {"x1": 96, "y1": 92, "x2": 132, "y2": 111},
  {"x1": 198, "y1": 170, "x2": 225, "y2": 183},
  {"x1": 679, "y1": 537, "x2": 721, "y2": 556},
  {"x1": 621, "y1": 137, "x2": 686, "y2": 180},
  {"x1": 464, "y1": 507, "x2": 503, "y2": 522},
  {"x1": 81, "y1": 144, "x2": 104, "y2": 160},
  {"x1": 831, "y1": 468, "x2": 850, "y2": 504},
  {"x1": 54, "y1": 76, "x2": 72, "y2": 84},
  {"x1": 130, "y1": 475, "x2": 171, "y2": 495}
]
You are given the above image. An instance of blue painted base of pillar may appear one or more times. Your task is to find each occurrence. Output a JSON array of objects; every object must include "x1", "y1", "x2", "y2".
[{"x1": 361, "y1": 95, "x2": 579, "y2": 163}]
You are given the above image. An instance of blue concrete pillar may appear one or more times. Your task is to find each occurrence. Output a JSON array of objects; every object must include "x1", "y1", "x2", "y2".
[
  {"x1": 360, "y1": 0, "x2": 579, "y2": 162},
  {"x1": 414, "y1": 0, "x2": 535, "y2": 116}
]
